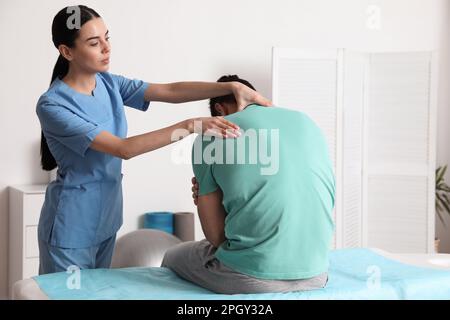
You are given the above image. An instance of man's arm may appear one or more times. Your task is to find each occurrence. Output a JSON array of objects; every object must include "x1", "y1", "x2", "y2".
[{"x1": 197, "y1": 189, "x2": 226, "y2": 248}]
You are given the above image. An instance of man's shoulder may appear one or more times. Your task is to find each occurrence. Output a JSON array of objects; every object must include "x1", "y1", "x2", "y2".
[{"x1": 225, "y1": 104, "x2": 308, "y2": 124}]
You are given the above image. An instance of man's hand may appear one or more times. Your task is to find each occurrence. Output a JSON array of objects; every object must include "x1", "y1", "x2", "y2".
[{"x1": 191, "y1": 177, "x2": 199, "y2": 206}]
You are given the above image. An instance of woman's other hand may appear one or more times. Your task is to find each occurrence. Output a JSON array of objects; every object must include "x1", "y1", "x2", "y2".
[{"x1": 187, "y1": 116, "x2": 241, "y2": 138}]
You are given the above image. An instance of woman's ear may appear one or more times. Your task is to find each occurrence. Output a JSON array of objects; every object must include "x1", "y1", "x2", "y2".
[
  {"x1": 58, "y1": 44, "x2": 73, "y2": 61},
  {"x1": 214, "y1": 103, "x2": 226, "y2": 116}
]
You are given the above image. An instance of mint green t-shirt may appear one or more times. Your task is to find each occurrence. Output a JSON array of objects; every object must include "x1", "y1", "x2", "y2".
[{"x1": 192, "y1": 104, "x2": 335, "y2": 280}]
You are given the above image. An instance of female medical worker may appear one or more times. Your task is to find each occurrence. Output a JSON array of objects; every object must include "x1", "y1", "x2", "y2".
[{"x1": 36, "y1": 5, "x2": 271, "y2": 275}]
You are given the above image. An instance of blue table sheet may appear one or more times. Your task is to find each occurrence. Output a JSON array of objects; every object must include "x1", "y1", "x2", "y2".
[{"x1": 33, "y1": 248, "x2": 450, "y2": 300}]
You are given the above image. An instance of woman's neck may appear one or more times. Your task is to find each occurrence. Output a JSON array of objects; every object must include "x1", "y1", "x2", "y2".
[{"x1": 62, "y1": 67, "x2": 97, "y2": 95}]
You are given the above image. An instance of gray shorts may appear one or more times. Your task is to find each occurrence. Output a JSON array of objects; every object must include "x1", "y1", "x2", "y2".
[{"x1": 161, "y1": 239, "x2": 328, "y2": 295}]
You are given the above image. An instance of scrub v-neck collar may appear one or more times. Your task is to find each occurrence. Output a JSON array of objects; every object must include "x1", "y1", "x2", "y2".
[{"x1": 58, "y1": 73, "x2": 99, "y2": 97}]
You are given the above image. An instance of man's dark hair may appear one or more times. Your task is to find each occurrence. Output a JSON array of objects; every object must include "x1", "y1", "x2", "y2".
[{"x1": 209, "y1": 75, "x2": 256, "y2": 116}]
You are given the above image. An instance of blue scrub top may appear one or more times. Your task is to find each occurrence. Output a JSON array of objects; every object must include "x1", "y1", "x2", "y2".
[{"x1": 36, "y1": 72, "x2": 150, "y2": 248}]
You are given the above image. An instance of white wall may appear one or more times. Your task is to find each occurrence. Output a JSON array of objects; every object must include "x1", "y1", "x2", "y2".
[{"x1": 0, "y1": 0, "x2": 449, "y2": 299}]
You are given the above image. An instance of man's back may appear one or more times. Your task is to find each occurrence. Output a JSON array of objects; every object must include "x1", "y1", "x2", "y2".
[{"x1": 192, "y1": 104, "x2": 335, "y2": 280}]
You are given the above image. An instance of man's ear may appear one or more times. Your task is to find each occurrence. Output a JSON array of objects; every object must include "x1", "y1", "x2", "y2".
[
  {"x1": 58, "y1": 44, "x2": 73, "y2": 61},
  {"x1": 214, "y1": 103, "x2": 226, "y2": 116}
]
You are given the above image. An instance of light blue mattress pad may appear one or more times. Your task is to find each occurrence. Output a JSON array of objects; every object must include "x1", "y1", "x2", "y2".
[{"x1": 33, "y1": 248, "x2": 450, "y2": 300}]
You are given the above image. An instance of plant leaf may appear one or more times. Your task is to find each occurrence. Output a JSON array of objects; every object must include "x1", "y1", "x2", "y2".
[
  {"x1": 437, "y1": 209, "x2": 446, "y2": 226},
  {"x1": 436, "y1": 192, "x2": 444, "y2": 206},
  {"x1": 436, "y1": 166, "x2": 445, "y2": 184},
  {"x1": 435, "y1": 165, "x2": 449, "y2": 227},
  {"x1": 442, "y1": 193, "x2": 450, "y2": 206},
  {"x1": 437, "y1": 180, "x2": 446, "y2": 187},
  {"x1": 436, "y1": 197, "x2": 443, "y2": 213},
  {"x1": 439, "y1": 195, "x2": 450, "y2": 217}
]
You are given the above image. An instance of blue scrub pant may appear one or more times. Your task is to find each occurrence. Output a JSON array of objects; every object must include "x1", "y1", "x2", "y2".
[{"x1": 38, "y1": 234, "x2": 116, "y2": 275}]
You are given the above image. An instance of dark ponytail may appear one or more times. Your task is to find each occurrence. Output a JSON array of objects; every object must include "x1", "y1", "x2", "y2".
[
  {"x1": 40, "y1": 5, "x2": 101, "y2": 171},
  {"x1": 41, "y1": 54, "x2": 69, "y2": 171}
]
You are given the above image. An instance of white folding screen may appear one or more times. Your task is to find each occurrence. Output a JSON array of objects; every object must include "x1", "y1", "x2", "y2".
[
  {"x1": 364, "y1": 52, "x2": 437, "y2": 253},
  {"x1": 272, "y1": 48, "x2": 437, "y2": 253},
  {"x1": 342, "y1": 52, "x2": 365, "y2": 248}
]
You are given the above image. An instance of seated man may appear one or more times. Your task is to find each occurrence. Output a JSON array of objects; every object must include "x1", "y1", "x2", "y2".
[{"x1": 162, "y1": 75, "x2": 335, "y2": 294}]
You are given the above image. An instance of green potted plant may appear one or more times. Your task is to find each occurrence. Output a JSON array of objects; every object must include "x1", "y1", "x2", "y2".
[{"x1": 435, "y1": 165, "x2": 450, "y2": 253}]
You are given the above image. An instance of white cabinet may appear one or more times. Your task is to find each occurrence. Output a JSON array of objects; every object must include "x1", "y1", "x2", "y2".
[
  {"x1": 272, "y1": 48, "x2": 437, "y2": 253},
  {"x1": 9, "y1": 185, "x2": 46, "y2": 297}
]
